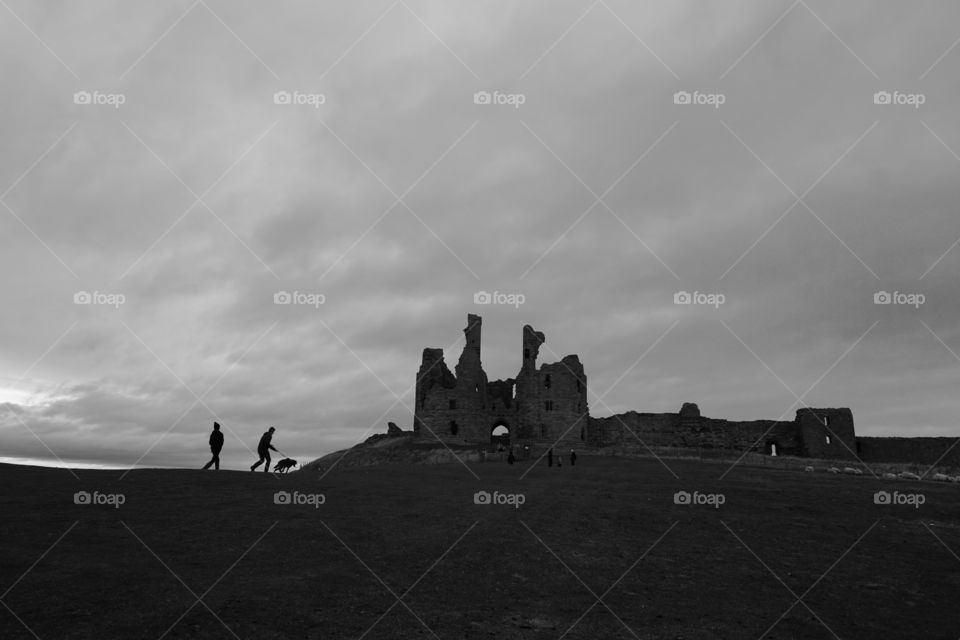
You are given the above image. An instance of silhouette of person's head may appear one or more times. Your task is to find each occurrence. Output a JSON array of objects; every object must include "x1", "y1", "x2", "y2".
[
  {"x1": 213, "y1": 422, "x2": 220, "y2": 431},
  {"x1": 268, "y1": 426, "x2": 275, "y2": 433}
]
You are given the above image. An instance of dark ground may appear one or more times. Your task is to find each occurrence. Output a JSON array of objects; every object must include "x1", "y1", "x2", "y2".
[{"x1": 1, "y1": 456, "x2": 958, "y2": 639}]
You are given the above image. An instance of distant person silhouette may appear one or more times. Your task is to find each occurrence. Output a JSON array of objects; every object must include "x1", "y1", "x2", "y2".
[
  {"x1": 251, "y1": 427, "x2": 278, "y2": 472},
  {"x1": 570, "y1": 450, "x2": 577, "y2": 467},
  {"x1": 507, "y1": 449, "x2": 515, "y2": 465},
  {"x1": 202, "y1": 422, "x2": 224, "y2": 470},
  {"x1": 547, "y1": 448, "x2": 553, "y2": 467}
]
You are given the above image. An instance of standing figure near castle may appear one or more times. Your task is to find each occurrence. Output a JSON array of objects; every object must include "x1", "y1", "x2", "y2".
[
  {"x1": 201, "y1": 421, "x2": 224, "y2": 470},
  {"x1": 251, "y1": 427, "x2": 278, "y2": 472}
]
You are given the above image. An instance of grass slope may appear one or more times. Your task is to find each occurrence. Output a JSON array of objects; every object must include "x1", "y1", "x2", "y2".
[{"x1": 1, "y1": 458, "x2": 958, "y2": 639}]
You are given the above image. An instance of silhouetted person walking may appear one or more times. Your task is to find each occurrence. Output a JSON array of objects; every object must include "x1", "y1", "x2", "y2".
[
  {"x1": 570, "y1": 450, "x2": 577, "y2": 467},
  {"x1": 548, "y1": 448, "x2": 553, "y2": 467},
  {"x1": 202, "y1": 422, "x2": 224, "y2": 470},
  {"x1": 508, "y1": 449, "x2": 515, "y2": 465},
  {"x1": 251, "y1": 427, "x2": 277, "y2": 472}
]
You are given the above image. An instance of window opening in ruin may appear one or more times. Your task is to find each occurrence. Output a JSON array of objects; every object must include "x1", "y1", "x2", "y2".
[
  {"x1": 769, "y1": 443, "x2": 778, "y2": 456},
  {"x1": 544, "y1": 374, "x2": 551, "y2": 388},
  {"x1": 450, "y1": 420, "x2": 458, "y2": 435},
  {"x1": 449, "y1": 399, "x2": 456, "y2": 410},
  {"x1": 825, "y1": 435, "x2": 831, "y2": 445}
]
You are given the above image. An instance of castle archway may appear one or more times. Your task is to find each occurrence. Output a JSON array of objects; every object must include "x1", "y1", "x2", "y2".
[{"x1": 491, "y1": 421, "x2": 510, "y2": 448}]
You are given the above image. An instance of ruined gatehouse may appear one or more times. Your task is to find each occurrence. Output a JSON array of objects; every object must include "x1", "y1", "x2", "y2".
[
  {"x1": 413, "y1": 314, "x2": 860, "y2": 460},
  {"x1": 413, "y1": 314, "x2": 588, "y2": 446}
]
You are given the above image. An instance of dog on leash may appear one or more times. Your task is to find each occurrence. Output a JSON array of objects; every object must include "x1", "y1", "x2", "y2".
[{"x1": 273, "y1": 458, "x2": 297, "y2": 473}]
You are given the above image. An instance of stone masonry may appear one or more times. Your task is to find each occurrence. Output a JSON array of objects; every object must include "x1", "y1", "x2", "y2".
[
  {"x1": 413, "y1": 314, "x2": 588, "y2": 447},
  {"x1": 413, "y1": 314, "x2": 861, "y2": 459}
]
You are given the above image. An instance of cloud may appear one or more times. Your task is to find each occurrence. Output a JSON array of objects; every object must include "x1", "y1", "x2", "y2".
[{"x1": 1, "y1": 0, "x2": 960, "y2": 468}]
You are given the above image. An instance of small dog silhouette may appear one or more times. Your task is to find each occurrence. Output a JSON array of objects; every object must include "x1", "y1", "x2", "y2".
[{"x1": 273, "y1": 458, "x2": 297, "y2": 473}]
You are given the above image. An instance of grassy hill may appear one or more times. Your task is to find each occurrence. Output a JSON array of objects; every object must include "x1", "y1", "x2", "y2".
[{"x1": 1, "y1": 457, "x2": 958, "y2": 639}]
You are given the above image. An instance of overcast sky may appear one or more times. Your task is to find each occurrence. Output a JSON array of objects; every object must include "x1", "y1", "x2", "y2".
[{"x1": 1, "y1": 0, "x2": 959, "y2": 469}]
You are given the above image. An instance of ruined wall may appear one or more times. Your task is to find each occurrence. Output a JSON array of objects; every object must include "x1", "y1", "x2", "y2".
[
  {"x1": 413, "y1": 315, "x2": 588, "y2": 446},
  {"x1": 796, "y1": 408, "x2": 857, "y2": 460},
  {"x1": 414, "y1": 314, "x2": 496, "y2": 442},
  {"x1": 587, "y1": 404, "x2": 802, "y2": 454},
  {"x1": 414, "y1": 315, "x2": 876, "y2": 461},
  {"x1": 857, "y1": 437, "x2": 960, "y2": 467},
  {"x1": 587, "y1": 412, "x2": 680, "y2": 447}
]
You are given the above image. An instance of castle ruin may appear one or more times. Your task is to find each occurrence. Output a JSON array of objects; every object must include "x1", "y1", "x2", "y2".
[
  {"x1": 414, "y1": 314, "x2": 588, "y2": 447},
  {"x1": 412, "y1": 314, "x2": 858, "y2": 459}
]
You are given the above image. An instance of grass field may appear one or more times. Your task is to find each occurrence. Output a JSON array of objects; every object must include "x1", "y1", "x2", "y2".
[{"x1": 1, "y1": 457, "x2": 958, "y2": 639}]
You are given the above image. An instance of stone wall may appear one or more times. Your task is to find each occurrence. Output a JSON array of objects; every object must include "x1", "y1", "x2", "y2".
[
  {"x1": 857, "y1": 437, "x2": 960, "y2": 466},
  {"x1": 413, "y1": 315, "x2": 589, "y2": 446},
  {"x1": 796, "y1": 407, "x2": 857, "y2": 460},
  {"x1": 585, "y1": 405, "x2": 858, "y2": 459},
  {"x1": 411, "y1": 315, "x2": 883, "y2": 463},
  {"x1": 587, "y1": 409, "x2": 795, "y2": 453}
]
